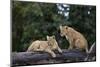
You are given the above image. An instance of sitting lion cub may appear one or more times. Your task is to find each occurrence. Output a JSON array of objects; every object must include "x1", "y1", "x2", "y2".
[
  {"x1": 27, "y1": 35, "x2": 62, "y2": 57},
  {"x1": 59, "y1": 25, "x2": 88, "y2": 53}
]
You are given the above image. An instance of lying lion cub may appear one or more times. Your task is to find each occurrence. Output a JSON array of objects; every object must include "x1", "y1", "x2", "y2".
[
  {"x1": 27, "y1": 35, "x2": 62, "y2": 57},
  {"x1": 60, "y1": 25, "x2": 88, "y2": 53}
]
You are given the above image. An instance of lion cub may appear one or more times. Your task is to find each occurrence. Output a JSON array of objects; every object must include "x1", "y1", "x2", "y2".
[
  {"x1": 27, "y1": 35, "x2": 62, "y2": 57},
  {"x1": 59, "y1": 25, "x2": 88, "y2": 53}
]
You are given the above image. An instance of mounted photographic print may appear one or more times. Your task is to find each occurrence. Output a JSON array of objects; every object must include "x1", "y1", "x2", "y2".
[{"x1": 11, "y1": 0, "x2": 96, "y2": 66}]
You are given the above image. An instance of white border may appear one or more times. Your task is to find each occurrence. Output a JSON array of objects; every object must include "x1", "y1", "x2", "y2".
[
  {"x1": 0, "y1": 0, "x2": 100, "y2": 67},
  {"x1": 15, "y1": 0, "x2": 96, "y2": 5},
  {"x1": 0, "y1": 0, "x2": 10, "y2": 67}
]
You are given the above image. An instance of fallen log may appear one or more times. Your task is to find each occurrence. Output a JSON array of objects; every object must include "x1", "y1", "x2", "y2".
[
  {"x1": 12, "y1": 49, "x2": 88, "y2": 66},
  {"x1": 12, "y1": 42, "x2": 96, "y2": 66}
]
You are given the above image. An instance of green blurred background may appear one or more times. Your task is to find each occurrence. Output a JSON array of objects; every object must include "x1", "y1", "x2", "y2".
[{"x1": 12, "y1": 1, "x2": 96, "y2": 52}]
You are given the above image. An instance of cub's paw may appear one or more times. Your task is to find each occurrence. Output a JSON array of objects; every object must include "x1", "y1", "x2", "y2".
[{"x1": 52, "y1": 54, "x2": 56, "y2": 58}]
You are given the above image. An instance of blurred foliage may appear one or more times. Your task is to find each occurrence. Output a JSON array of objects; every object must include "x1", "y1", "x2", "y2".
[{"x1": 12, "y1": 1, "x2": 96, "y2": 52}]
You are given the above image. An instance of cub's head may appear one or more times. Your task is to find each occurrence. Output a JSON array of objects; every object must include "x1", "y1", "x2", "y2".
[
  {"x1": 59, "y1": 25, "x2": 69, "y2": 37},
  {"x1": 47, "y1": 35, "x2": 58, "y2": 47}
]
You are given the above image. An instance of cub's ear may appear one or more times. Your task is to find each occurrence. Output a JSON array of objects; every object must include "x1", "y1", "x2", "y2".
[
  {"x1": 47, "y1": 35, "x2": 49, "y2": 40},
  {"x1": 52, "y1": 35, "x2": 55, "y2": 39},
  {"x1": 59, "y1": 25, "x2": 62, "y2": 29},
  {"x1": 65, "y1": 26, "x2": 68, "y2": 29}
]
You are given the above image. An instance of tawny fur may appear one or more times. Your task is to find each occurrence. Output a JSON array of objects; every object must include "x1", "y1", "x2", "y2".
[
  {"x1": 27, "y1": 35, "x2": 62, "y2": 57},
  {"x1": 60, "y1": 25, "x2": 88, "y2": 53}
]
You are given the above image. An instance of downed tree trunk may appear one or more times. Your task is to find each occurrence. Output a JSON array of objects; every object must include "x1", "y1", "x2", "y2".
[
  {"x1": 12, "y1": 49, "x2": 87, "y2": 66},
  {"x1": 12, "y1": 42, "x2": 96, "y2": 66}
]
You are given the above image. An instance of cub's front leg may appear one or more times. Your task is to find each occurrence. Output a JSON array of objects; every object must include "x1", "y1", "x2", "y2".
[
  {"x1": 45, "y1": 49, "x2": 56, "y2": 58},
  {"x1": 65, "y1": 35, "x2": 73, "y2": 50},
  {"x1": 68, "y1": 39, "x2": 74, "y2": 50},
  {"x1": 34, "y1": 49, "x2": 44, "y2": 52},
  {"x1": 57, "y1": 47, "x2": 62, "y2": 53}
]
